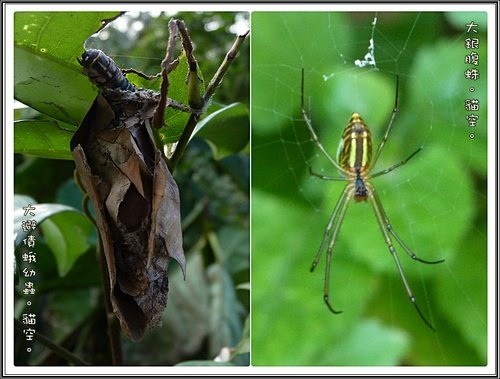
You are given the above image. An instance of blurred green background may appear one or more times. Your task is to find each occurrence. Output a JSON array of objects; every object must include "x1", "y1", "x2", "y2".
[
  {"x1": 252, "y1": 12, "x2": 487, "y2": 366},
  {"x1": 14, "y1": 11, "x2": 249, "y2": 365}
]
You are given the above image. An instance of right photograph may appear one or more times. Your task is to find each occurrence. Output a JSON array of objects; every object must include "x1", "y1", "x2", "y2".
[{"x1": 251, "y1": 11, "x2": 488, "y2": 366}]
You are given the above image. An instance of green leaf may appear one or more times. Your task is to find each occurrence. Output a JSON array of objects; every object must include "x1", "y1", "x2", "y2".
[
  {"x1": 14, "y1": 45, "x2": 94, "y2": 125},
  {"x1": 217, "y1": 225, "x2": 250, "y2": 275},
  {"x1": 158, "y1": 250, "x2": 211, "y2": 362},
  {"x1": 14, "y1": 194, "x2": 76, "y2": 246},
  {"x1": 40, "y1": 211, "x2": 94, "y2": 277},
  {"x1": 14, "y1": 12, "x2": 121, "y2": 60},
  {"x1": 14, "y1": 194, "x2": 94, "y2": 276},
  {"x1": 14, "y1": 12, "x2": 122, "y2": 125},
  {"x1": 192, "y1": 102, "x2": 249, "y2": 159},
  {"x1": 233, "y1": 316, "x2": 250, "y2": 356},
  {"x1": 326, "y1": 319, "x2": 410, "y2": 365},
  {"x1": 206, "y1": 249, "x2": 245, "y2": 356},
  {"x1": 434, "y1": 225, "x2": 487, "y2": 362},
  {"x1": 14, "y1": 119, "x2": 75, "y2": 160}
]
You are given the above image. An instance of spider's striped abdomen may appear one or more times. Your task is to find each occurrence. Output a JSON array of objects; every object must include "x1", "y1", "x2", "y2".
[
  {"x1": 337, "y1": 113, "x2": 372, "y2": 201},
  {"x1": 337, "y1": 113, "x2": 372, "y2": 174}
]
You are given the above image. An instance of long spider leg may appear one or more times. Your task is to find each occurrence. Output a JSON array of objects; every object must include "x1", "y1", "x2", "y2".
[
  {"x1": 301, "y1": 69, "x2": 344, "y2": 172},
  {"x1": 389, "y1": 226, "x2": 445, "y2": 264},
  {"x1": 370, "y1": 147, "x2": 422, "y2": 178},
  {"x1": 369, "y1": 185, "x2": 437, "y2": 331},
  {"x1": 310, "y1": 185, "x2": 350, "y2": 272},
  {"x1": 371, "y1": 184, "x2": 445, "y2": 265},
  {"x1": 311, "y1": 185, "x2": 352, "y2": 314},
  {"x1": 309, "y1": 166, "x2": 346, "y2": 181},
  {"x1": 323, "y1": 191, "x2": 351, "y2": 314},
  {"x1": 371, "y1": 75, "x2": 399, "y2": 169}
]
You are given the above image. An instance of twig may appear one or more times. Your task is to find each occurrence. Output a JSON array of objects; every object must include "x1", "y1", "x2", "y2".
[
  {"x1": 14, "y1": 318, "x2": 90, "y2": 366},
  {"x1": 169, "y1": 112, "x2": 200, "y2": 172},
  {"x1": 202, "y1": 30, "x2": 249, "y2": 105},
  {"x1": 77, "y1": 185, "x2": 122, "y2": 365},
  {"x1": 176, "y1": 19, "x2": 195, "y2": 63},
  {"x1": 169, "y1": 30, "x2": 249, "y2": 170},
  {"x1": 176, "y1": 19, "x2": 203, "y2": 109},
  {"x1": 152, "y1": 19, "x2": 179, "y2": 131},
  {"x1": 97, "y1": 239, "x2": 123, "y2": 365},
  {"x1": 121, "y1": 68, "x2": 161, "y2": 81}
]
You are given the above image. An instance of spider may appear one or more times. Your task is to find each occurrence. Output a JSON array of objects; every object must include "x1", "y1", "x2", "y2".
[{"x1": 300, "y1": 69, "x2": 444, "y2": 331}]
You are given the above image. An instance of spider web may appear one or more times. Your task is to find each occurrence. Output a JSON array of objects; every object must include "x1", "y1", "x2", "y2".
[{"x1": 252, "y1": 10, "x2": 489, "y2": 368}]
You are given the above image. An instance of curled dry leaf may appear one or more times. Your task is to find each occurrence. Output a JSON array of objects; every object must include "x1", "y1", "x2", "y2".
[{"x1": 70, "y1": 91, "x2": 185, "y2": 341}]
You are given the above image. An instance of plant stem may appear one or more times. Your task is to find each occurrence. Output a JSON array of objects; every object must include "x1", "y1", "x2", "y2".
[
  {"x1": 169, "y1": 30, "x2": 249, "y2": 171},
  {"x1": 14, "y1": 318, "x2": 90, "y2": 366}
]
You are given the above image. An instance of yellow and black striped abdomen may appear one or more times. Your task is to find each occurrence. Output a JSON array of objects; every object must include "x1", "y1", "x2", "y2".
[{"x1": 337, "y1": 113, "x2": 372, "y2": 174}]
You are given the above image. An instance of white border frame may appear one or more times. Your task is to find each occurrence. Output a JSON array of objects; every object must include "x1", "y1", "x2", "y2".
[{"x1": 3, "y1": 2, "x2": 497, "y2": 376}]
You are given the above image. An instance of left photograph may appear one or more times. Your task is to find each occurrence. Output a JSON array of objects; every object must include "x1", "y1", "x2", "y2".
[{"x1": 13, "y1": 11, "x2": 249, "y2": 366}]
